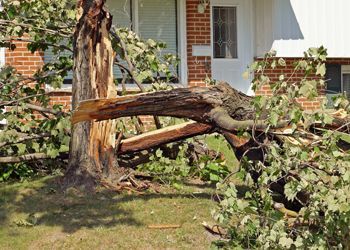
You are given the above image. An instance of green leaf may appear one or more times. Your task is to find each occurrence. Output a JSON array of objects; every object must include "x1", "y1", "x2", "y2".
[
  {"x1": 284, "y1": 181, "x2": 301, "y2": 201},
  {"x1": 269, "y1": 112, "x2": 279, "y2": 126},
  {"x1": 32, "y1": 142, "x2": 40, "y2": 153},
  {"x1": 209, "y1": 173, "x2": 220, "y2": 182},
  {"x1": 16, "y1": 143, "x2": 26, "y2": 155},
  {"x1": 323, "y1": 113, "x2": 333, "y2": 125},
  {"x1": 59, "y1": 145, "x2": 69, "y2": 153},
  {"x1": 46, "y1": 148, "x2": 60, "y2": 158},
  {"x1": 300, "y1": 151, "x2": 308, "y2": 161},
  {"x1": 316, "y1": 63, "x2": 326, "y2": 76},
  {"x1": 279, "y1": 236, "x2": 294, "y2": 248},
  {"x1": 278, "y1": 58, "x2": 286, "y2": 67}
]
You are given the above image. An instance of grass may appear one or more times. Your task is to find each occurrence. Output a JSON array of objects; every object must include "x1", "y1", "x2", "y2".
[
  {"x1": 205, "y1": 134, "x2": 239, "y2": 171},
  {"x1": 0, "y1": 176, "x2": 218, "y2": 249},
  {"x1": 0, "y1": 134, "x2": 238, "y2": 249}
]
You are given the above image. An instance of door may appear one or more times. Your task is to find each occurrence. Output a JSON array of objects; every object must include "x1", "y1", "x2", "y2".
[{"x1": 211, "y1": 0, "x2": 254, "y2": 95}]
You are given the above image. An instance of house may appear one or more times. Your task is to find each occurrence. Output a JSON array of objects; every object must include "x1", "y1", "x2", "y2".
[{"x1": 3, "y1": 0, "x2": 350, "y2": 112}]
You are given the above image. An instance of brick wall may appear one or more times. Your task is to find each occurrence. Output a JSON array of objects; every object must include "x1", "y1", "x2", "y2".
[
  {"x1": 5, "y1": 40, "x2": 44, "y2": 79},
  {"x1": 48, "y1": 92, "x2": 72, "y2": 112},
  {"x1": 186, "y1": 0, "x2": 211, "y2": 87},
  {"x1": 255, "y1": 58, "x2": 350, "y2": 109},
  {"x1": 5, "y1": 39, "x2": 73, "y2": 113}
]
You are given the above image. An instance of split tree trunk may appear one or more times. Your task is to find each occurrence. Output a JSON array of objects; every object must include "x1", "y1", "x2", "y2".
[
  {"x1": 63, "y1": 0, "x2": 119, "y2": 190},
  {"x1": 73, "y1": 82, "x2": 255, "y2": 125},
  {"x1": 73, "y1": 82, "x2": 287, "y2": 131}
]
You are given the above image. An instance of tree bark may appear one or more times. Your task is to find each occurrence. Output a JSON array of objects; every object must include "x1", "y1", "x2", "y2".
[
  {"x1": 62, "y1": 0, "x2": 120, "y2": 190},
  {"x1": 72, "y1": 82, "x2": 288, "y2": 131}
]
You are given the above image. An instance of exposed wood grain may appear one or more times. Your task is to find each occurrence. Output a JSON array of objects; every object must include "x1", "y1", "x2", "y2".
[
  {"x1": 72, "y1": 82, "x2": 255, "y2": 126},
  {"x1": 0, "y1": 153, "x2": 68, "y2": 163},
  {"x1": 119, "y1": 121, "x2": 213, "y2": 154},
  {"x1": 148, "y1": 224, "x2": 181, "y2": 229},
  {"x1": 63, "y1": 0, "x2": 120, "y2": 190}
]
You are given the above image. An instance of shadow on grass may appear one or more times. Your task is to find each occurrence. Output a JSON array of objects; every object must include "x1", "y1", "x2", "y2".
[{"x1": 0, "y1": 176, "x2": 216, "y2": 234}]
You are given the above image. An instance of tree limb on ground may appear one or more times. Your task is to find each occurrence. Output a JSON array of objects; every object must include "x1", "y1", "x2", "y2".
[
  {"x1": 0, "y1": 153, "x2": 68, "y2": 164},
  {"x1": 118, "y1": 121, "x2": 213, "y2": 154}
]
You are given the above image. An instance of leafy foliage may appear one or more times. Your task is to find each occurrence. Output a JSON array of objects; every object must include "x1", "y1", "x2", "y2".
[
  {"x1": 0, "y1": 0, "x2": 180, "y2": 181},
  {"x1": 138, "y1": 145, "x2": 191, "y2": 185},
  {"x1": 0, "y1": 0, "x2": 75, "y2": 88},
  {"x1": 138, "y1": 137, "x2": 231, "y2": 186},
  {"x1": 111, "y1": 27, "x2": 179, "y2": 91},
  {"x1": 0, "y1": 66, "x2": 70, "y2": 181},
  {"x1": 212, "y1": 48, "x2": 350, "y2": 249}
]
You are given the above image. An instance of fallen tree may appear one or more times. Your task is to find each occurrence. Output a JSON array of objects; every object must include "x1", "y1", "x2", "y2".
[
  {"x1": 73, "y1": 81, "x2": 349, "y2": 154},
  {"x1": 1, "y1": 0, "x2": 350, "y2": 246},
  {"x1": 73, "y1": 82, "x2": 277, "y2": 130}
]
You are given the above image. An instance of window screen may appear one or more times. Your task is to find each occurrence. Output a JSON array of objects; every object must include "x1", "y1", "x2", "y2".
[
  {"x1": 108, "y1": 0, "x2": 132, "y2": 28},
  {"x1": 138, "y1": 0, "x2": 178, "y2": 55},
  {"x1": 108, "y1": 0, "x2": 133, "y2": 81},
  {"x1": 213, "y1": 6, "x2": 237, "y2": 59},
  {"x1": 45, "y1": 0, "x2": 179, "y2": 85}
]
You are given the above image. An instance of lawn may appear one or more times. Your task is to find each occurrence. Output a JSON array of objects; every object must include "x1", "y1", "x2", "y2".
[{"x1": 0, "y1": 176, "x2": 218, "y2": 249}]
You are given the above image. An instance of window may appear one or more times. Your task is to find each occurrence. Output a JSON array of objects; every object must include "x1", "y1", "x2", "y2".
[
  {"x1": 45, "y1": 0, "x2": 180, "y2": 87},
  {"x1": 109, "y1": 0, "x2": 179, "y2": 83},
  {"x1": 213, "y1": 6, "x2": 238, "y2": 59},
  {"x1": 109, "y1": 0, "x2": 178, "y2": 55},
  {"x1": 109, "y1": 0, "x2": 132, "y2": 28},
  {"x1": 326, "y1": 64, "x2": 350, "y2": 103}
]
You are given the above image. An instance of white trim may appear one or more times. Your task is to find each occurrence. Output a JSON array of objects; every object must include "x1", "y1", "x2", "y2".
[
  {"x1": 0, "y1": 47, "x2": 4, "y2": 66},
  {"x1": 341, "y1": 65, "x2": 350, "y2": 73},
  {"x1": 341, "y1": 65, "x2": 350, "y2": 93},
  {"x1": 178, "y1": 0, "x2": 187, "y2": 85},
  {"x1": 0, "y1": 47, "x2": 6, "y2": 125},
  {"x1": 132, "y1": 0, "x2": 139, "y2": 33}
]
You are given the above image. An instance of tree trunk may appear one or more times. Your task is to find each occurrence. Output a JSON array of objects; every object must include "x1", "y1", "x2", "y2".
[
  {"x1": 72, "y1": 82, "x2": 287, "y2": 132},
  {"x1": 62, "y1": 0, "x2": 119, "y2": 190}
]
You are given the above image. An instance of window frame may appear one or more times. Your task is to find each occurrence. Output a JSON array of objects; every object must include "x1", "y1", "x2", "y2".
[
  {"x1": 0, "y1": 47, "x2": 6, "y2": 126},
  {"x1": 46, "y1": 0, "x2": 187, "y2": 91},
  {"x1": 341, "y1": 65, "x2": 350, "y2": 94},
  {"x1": 212, "y1": 6, "x2": 238, "y2": 59}
]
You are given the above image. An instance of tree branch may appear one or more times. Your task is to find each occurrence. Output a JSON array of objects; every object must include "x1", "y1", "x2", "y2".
[
  {"x1": 0, "y1": 153, "x2": 68, "y2": 164},
  {"x1": 1, "y1": 37, "x2": 73, "y2": 52},
  {"x1": 110, "y1": 29, "x2": 162, "y2": 129},
  {"x1": 0, "y1": 19, "x2": 72, "y2": 37},
  {"x1": 119, "y1": 121, "x2": 213, "y2": 154},
  {"x1": 0, "y1": 133, "x2": 50, "y2": 148}
]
